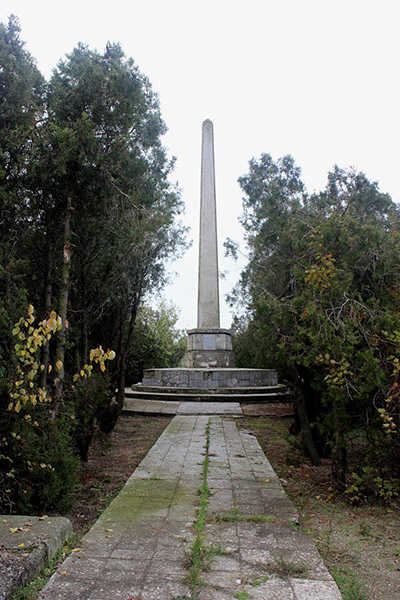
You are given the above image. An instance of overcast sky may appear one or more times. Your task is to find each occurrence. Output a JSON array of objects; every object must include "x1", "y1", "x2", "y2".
[{"x1": 1, "y1": 0, "x2": 399, "y2": 329}]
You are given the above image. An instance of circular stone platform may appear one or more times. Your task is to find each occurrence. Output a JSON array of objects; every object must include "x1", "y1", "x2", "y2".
[{"x1": 139, "y1": 367, "x2": 278, "y2": 390}]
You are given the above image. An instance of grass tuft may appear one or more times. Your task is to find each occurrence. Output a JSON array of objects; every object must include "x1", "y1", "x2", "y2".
[
  {"x1": 270, "y1": 554, "x2": 308, "y2": 578},
  {"x1": 214, "y1": 507, "x2": 275, "y2": 523},
  {"x1": 331, "y1": 567, "x2": 368, "y2": 600}
]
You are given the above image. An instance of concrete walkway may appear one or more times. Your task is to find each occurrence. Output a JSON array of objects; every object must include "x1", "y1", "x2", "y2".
[{"x1": 39, "y1": 416, "x2": 342, "y2": 599}]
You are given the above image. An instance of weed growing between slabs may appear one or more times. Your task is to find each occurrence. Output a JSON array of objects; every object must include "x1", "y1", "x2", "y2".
[
  {"x1": 214, "y1": 507, "x2": 276, "y2": 523},
  {"x1": 183, "y1": 419, "x2": 214, "y2": 599}
]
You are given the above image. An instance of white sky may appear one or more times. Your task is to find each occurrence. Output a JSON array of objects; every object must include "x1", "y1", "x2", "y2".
[{"x1": 1, "y1": 0, "x2": 399, "y2": 329}]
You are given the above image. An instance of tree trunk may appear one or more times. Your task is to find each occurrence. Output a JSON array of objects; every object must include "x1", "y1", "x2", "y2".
[
  {"x1": 40, "y1": 228, "x2": 52, "y2": 389},
  {"x1": 116, "y1": 297, "x2": 140, "y2": 408},
  {"x1": 331, "y1": 401, "x2": 347, "y2": 490},
  {"x1": 288, "y1": 365, "x2": 321, "y2": 466},
  {"x1": 52, "y1": 198, "x2": 73, "y2": 418}
]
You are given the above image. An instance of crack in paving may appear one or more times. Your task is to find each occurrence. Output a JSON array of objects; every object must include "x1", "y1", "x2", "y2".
[{"x1": 38, "y1": 415, "x2": 342, "y2": 600}]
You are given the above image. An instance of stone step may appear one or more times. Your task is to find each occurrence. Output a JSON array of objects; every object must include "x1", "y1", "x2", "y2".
[
  {"x1": 126, "y1": 388, "x2": 293, "y2": 403},
  {"x1": 128, "y1": 384, "x2": 286, "y2": 395}
]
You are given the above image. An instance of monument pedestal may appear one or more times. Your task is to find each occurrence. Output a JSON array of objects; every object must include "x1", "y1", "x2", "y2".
[
  {"x1": 182, "y1": 328, "x2": 234, "y2": 368},
  {"x1": 140, "y1": 367, "x2": 278, "y2": 390}
]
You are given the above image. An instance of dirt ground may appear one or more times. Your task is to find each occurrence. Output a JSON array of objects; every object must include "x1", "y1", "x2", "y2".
[{"x1": 241, "y1": 415, "x2": 400, "y2": 600}]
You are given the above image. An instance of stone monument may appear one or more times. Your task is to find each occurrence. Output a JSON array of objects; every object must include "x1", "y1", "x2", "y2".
[
  {"x1": 182, "y1": 119, "x2": 234, "y2": 368},
  {"x1": 128, "y1": 120, "x2": 283, "y2": 399}
]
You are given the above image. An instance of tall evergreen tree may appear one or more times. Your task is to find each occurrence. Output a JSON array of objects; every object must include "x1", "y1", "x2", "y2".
[
  {"x1": 231, "y1": 155, "x2": 400, "y2": 490},
  {"x1": 0, "y1": 19, "x2": 187, "y2": 510}
]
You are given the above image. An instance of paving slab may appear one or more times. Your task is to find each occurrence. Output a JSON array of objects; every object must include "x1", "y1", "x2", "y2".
[
  {"x1": 178, "y1": 401, "x2": 242, "y2": 415},
  {"x1": 0, "y1": 515, "x2": 72, "y2": 600},
  {"x1": 122, "y1": 397, "x2": 181, "y2": 415},
  {"x1": 37, "y1": 415, "x2": 341, "y2": 599}
]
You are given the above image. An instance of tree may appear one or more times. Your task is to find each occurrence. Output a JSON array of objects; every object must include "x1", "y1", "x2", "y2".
[
  {"x1": 0, "y1": 18, "x2": 187, "y2": 511},
  {"x1": 43, "y1": 42, "x2": 187, "y2": 415},
  {"x1": 126, "y1": 300, "x2": 186, "y2": 384},
  {"x1": 0, "y1": 15, "x2": 46, "y2": 387},
  {"x1": 230, "y1": 155, "x2": 400, "y2": 493}
]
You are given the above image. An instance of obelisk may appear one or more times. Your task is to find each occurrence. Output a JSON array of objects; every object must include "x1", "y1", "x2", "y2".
[
  {"x1": 183, "y1": 119, "x2": 234, "y2": 369},
  {"x1": 197, "y1": 119, "x2": 220, "y2": 328}
]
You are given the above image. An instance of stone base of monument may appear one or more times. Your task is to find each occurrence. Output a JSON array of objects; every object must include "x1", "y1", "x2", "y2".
[
  {"x1": 182, "y1": 328, "x2": 234, "y2": 368},
  {"x1": 141, "y1": 367, "x2": 278, "y2": 388},
  {"x1": 127, "y1": 367, "x2": 293, "y2": 403}
]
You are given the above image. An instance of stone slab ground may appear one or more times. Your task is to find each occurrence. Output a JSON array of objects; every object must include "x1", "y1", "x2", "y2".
[
  {"x1": 122, "y1": 398, "x2": 294, "y2": 417},
  {"x1": 37, "y1": 415, "x2": 341, "y2": 599}
]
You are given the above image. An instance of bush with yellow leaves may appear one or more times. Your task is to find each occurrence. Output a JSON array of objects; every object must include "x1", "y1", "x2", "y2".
[{"x1": 1, "y1": 305, "x2": 115, "y2": 512}]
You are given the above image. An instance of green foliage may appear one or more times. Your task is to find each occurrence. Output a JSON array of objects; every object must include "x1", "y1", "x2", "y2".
[
  {"x1": 0, "y1": 17, "x2": 187, "y2": 511},
  {"x1": 345, "y1": 467, "x2": 400, "y2": 505},
  {"x1": 230, "y1": 155, "x2": 400, "y2": 491},
  {"x1": 126, "y1": 300, "x2": 186, "y2": 384},
  {"x1": 72, "y1": 371, "x2": 113, "y2": 461},
  {"x1": 234, "y1": 591, "x2": 251, "y2": 600},
  {"x1": 4, "y1": 413, "x2": 79, "y2": 512},
  {"x1": 0, "y1": 305, "x2": 114, "y2": 512}
]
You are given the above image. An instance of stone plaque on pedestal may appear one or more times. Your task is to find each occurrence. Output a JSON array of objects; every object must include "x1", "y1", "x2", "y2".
[{"x1": 183, "y1": 328, "x2": 234, "y2": 368}]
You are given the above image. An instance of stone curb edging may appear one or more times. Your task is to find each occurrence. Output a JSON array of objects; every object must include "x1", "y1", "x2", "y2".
[{"x1": 0, "y1": 515, "x2": 72, "y2": 600}]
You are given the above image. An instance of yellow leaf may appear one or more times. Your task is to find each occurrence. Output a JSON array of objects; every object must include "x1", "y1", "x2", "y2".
[
  {"x1": 27, "y1": 305, "x2": 34, "y2": 316},
  {"x1": 18, "y1": 543, "x2": 25, "y2": 548},
  {"x1": 71, "y1": 548, "x2": 83, "y2": 553},
  {"x1": 56, "y1": 360, "x2": 63, "y2": 371},
  {"x1": 100, "y1": 362, "x2": 106, "y2": 372},
  {"x1": 9, "y1": 527, "x2": 18, "y2": 533},
  {"x1": 15, "y1": 401, "x2": 22, "y2": 413},
  {"x1": 7, "y1": 402, "x2": 13, "y2": 411}
]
